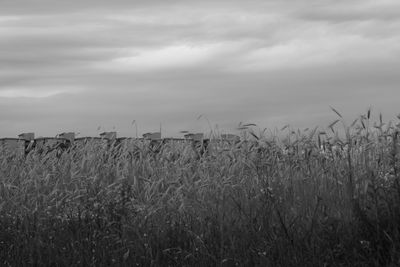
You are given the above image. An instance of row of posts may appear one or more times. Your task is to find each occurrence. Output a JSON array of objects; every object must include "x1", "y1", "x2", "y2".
[{"x1": 0, "y1": 131, "x2": 241, "y2": 156}]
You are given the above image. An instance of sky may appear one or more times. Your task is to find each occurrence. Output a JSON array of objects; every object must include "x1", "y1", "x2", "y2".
[{"x1": 1, "y1": 0, "x2": 400, "y2": 138}]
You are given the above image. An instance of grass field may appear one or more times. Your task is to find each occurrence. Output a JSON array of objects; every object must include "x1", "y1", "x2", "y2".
[{"x1": 1, "y1": 110, "x2": 400, "y2": 266}]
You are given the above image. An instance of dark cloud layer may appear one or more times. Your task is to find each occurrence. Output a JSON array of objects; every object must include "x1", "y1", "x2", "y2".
[{"x1": 0, "y1": 0, "x2": 399, "y2": 137}]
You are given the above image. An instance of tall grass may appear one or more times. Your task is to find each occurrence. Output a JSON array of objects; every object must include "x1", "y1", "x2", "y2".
[{"x1": 1, "y1": 110, "x2": 400, "y2": 266}]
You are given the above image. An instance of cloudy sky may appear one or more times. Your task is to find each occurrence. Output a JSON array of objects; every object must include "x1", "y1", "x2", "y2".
[{"x1": 1, "y1": 0, "x2": 400, "y2": 138}]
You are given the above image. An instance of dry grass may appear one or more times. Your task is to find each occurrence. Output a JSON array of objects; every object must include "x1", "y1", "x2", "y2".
[{"x1": 1, "y1": 110, "x2": 400, "y2": 266}]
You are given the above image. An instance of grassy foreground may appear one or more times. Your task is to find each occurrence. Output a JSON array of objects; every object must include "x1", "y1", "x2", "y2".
[{"x1": 1, "y1": 111, "x2": 400, "y2": 266}]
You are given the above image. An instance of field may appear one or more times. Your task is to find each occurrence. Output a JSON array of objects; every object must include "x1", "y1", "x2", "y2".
[{"x1": 1, "y1": 110, "x2": 400, "y2": 266}]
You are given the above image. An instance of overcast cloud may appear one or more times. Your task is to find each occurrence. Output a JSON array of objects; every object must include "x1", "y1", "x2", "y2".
[{"x1": 1, "y1": 0, "x2": 400, "y2": 138}]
